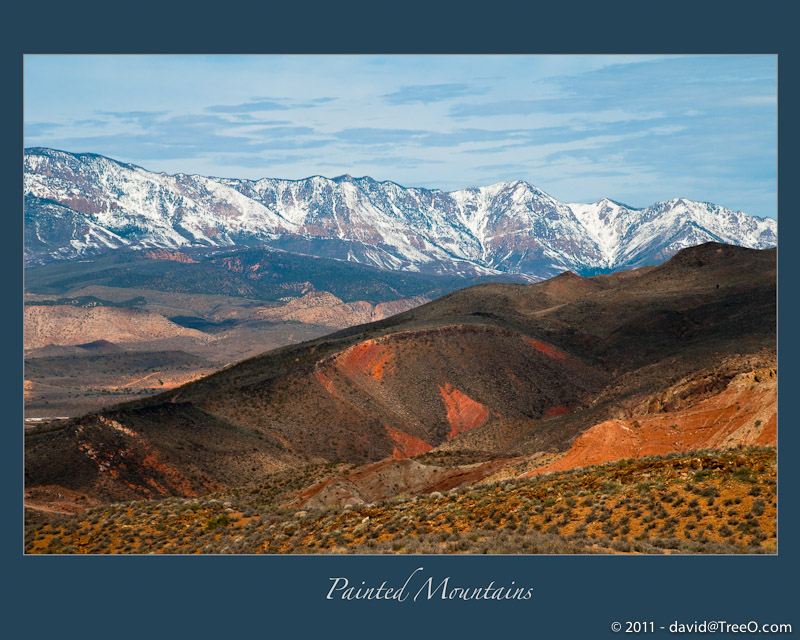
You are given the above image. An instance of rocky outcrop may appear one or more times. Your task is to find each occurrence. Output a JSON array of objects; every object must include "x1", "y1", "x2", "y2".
[
  {"x1": 254, "y1": 291, "x2": 428, "y2": 328},
  {"x1": 439, "y1": 383, "x2": 490, "y2": 438},
  {"x1": 141, "y1": 249, "x2": 197, "y2": 263},
  {"x1": 293, "y1": 457, "x2": 512, "y2": 509}
]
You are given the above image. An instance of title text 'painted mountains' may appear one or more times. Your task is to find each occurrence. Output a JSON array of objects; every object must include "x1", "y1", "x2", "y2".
[{"x1": 23, "y1": 148, "x2": 777, "y2": 278}]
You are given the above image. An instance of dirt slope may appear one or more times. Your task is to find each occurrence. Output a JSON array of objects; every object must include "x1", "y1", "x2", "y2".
[
  {"x1": 25, "y1": 243, "x2": 776, "y2": 505},
  {"x1": 523, "y1": 368, "x2": 776, "y2": 477}
]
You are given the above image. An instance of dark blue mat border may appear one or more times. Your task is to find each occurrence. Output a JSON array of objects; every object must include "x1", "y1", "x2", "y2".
[{"x1": 3, "y1": 2, "x2": 796, "y2": 638}]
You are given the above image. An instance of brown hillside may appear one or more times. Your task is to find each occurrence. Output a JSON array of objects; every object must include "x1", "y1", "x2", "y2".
[
  {"x1": 189, "y1": 324, "x2": 607, "y2": 465},
  {"x1": 25, "y1": 243, "x2": 776, "y2": 506},
  {"x1": 253, "y1": 291, "x2": 428, "y2": 328},
  {"x1": 25, "y1": 403, "x2": 303, "y2": 505}
]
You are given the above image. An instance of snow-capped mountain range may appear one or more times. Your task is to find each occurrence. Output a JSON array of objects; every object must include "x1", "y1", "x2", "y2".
[{"x1": 24, "y1": 147, "x2": 777, "y2": 278}]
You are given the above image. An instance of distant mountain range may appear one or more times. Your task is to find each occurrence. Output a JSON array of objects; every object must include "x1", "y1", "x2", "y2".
[{"x1": 24, "y1": 148, "x2": 777, "y2": 278}]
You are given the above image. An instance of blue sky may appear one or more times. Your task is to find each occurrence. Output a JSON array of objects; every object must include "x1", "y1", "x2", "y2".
[{"x1": 24, "y1": 55, "x2": 777, "y2": 219}]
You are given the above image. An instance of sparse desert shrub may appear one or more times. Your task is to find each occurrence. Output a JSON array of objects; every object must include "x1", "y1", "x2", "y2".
[
  {"x1": 611, "y1": 539, "x2": 632, "y2": 552},
  {"x1": 693, "y1": 469, "x2": 713, "y2": 481},
  {"x1": 599, "y1": 481, "x2": 622, "y2": 495},
  {"x1": 206, "y1": 514, "x2": 232, "y2": 530}
]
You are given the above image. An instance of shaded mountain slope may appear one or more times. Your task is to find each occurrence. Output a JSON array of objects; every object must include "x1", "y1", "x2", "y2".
[
  {"x1": 25, "y1": 244, "x2": 507, "y2": 303},
  {"x1": 25, "y1": 403, "x2": 302, "y2": 504},
  {"x1": 25, "y1": 243, "x2": 776, "y2": 504}
]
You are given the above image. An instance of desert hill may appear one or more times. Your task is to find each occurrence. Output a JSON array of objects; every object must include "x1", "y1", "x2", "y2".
[
  {"x1": 23, "y1": 243, "x2": 495, "y2": 416},
  {"x1": 27, "y1": 447, "x2": 777, "y2": 554},
  {"x1": 25, "y1": 242, "x2": 775, "y2": 510},
  {"x1": 252, "y1": 290, "x2": 430, "y2": 329},
  {"x1": 24, "y1": 305, "x2": 210, "y2": 350}
]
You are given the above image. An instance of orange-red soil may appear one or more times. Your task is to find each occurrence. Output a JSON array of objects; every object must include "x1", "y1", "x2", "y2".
[
  {"x1": 524, "y1": 337, "x2": 568, "y2": 360},
  {"x1": 439, "y1": 383, "x2": 490, "y2": 438},
  {"x1": 385, "y1": 425, "x2": 434, "y2": 459},
  {"x1": 334, "y1": 339, "x2": 394, "y2": 381},
  {"x1": 524, "y1": 369, "x2": 776, "y2": 477}
]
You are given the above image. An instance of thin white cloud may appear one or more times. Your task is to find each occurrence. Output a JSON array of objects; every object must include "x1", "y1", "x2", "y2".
[{"x1": 736, "y1": 95, "x2": 777, "y2": 106}]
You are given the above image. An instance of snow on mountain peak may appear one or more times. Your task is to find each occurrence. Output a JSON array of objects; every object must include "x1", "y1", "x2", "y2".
[{"x1": 23, "y1": 148, "x2": 776, "y2": 278}]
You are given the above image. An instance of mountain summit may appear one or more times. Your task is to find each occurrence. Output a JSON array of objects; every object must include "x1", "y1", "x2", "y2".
[{"x1": 24, "y1": 148, "x2": 776, "y2": 278}]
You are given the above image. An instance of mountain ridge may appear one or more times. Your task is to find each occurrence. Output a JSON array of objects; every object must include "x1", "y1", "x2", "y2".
[
  {"x1": 25, "y1": 243, "x2": 776, "y2": 505},
  {"x1": 24, "y1": 147, "x2": 776, "y2": 278}
]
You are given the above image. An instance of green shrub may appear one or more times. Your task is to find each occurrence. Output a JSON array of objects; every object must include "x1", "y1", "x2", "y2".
[
  {"x1": 206, "y1": 514, "x2": 232, "y2": 530},
  {"x1": 599, "y1": 481, "x2": 622, "y2": 495}
]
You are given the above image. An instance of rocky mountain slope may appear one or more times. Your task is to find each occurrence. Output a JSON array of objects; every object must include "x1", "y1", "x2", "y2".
[
  {"x1": 24, "y1": 148, "x2": 776, "y2": 278},
  {"x1": 25, "y1": 243, "x2": 776, "y2": 507},
  {"x1": 24, "y1": 245, "x2": 476, "y2": 418}
]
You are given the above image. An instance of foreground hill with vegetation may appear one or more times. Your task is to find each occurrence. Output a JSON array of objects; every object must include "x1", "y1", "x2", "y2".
[
  {"x1": 24, "y1": 243, "x2": 777, "y2": 554},
  {"x1": 26, "y1": 447, "x2": 776, "y2": 554}
]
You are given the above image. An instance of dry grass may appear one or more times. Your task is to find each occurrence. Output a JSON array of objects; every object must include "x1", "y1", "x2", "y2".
[{"x1": 26, "y1": 446, "x2": 776, "y2": 555}]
